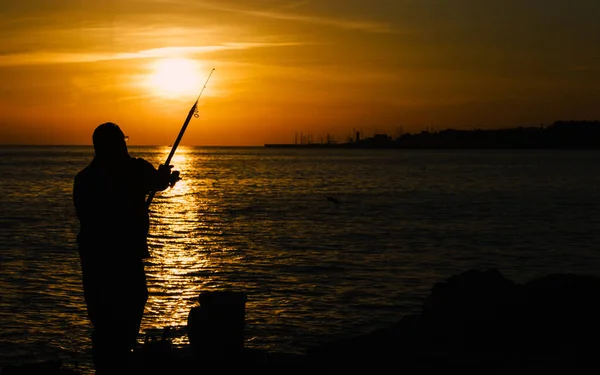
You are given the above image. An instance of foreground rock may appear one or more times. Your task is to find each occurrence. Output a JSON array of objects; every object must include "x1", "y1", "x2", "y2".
[
  {"x1": 5, "y1": 269, "x2": 600, "y2": 373},
  {"x1": 306, "y1": 269, "x2": 600, "y2": 371}
]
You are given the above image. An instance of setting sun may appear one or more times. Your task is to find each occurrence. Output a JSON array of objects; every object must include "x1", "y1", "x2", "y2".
[{"x1": 146, "y1": 58, "x2": 204, "y2": 99}]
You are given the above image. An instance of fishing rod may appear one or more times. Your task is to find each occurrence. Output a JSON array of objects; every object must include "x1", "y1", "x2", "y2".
[{"x1": 146, "y1": 67, "x2": 215, "y2": 207}]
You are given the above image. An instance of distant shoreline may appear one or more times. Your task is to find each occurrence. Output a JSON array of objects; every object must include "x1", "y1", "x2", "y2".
[
  {"x1": 265, "y1": 120, "x2": 600, "y2": 150},
  {"x1": 263, "y1": 144, "x2": 600, "y2": 150}
]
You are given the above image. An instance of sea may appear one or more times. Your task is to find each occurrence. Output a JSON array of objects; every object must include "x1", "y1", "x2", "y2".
[{"x1": 1, "y1": 145, "x2": 600, "y2": 373}]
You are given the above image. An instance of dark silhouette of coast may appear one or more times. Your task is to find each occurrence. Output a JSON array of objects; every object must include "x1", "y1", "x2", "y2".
[{"x1": 264, "y1": 120, "x2": 600, "y2": 149}]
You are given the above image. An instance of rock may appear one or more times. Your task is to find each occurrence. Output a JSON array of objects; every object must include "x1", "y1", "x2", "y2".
[{"x1": 305, "y1": 268, "x2": 600, "y2": 371}]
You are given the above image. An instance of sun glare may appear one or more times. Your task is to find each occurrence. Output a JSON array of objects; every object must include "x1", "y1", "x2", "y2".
[{"x1": 146, "y1": 58, "x2": 203, "y2": 99}]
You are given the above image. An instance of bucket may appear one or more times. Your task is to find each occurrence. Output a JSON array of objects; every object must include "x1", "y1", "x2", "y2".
[{"x1": 187, "y1": 291, "x2": 247, "y2": 360}]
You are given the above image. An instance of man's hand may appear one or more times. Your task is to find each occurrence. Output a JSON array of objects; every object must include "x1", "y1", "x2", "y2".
[
  {"x1": 169, "y1": 170, "x2": 181, "y2": 187},
  {"x1": 158, "y1": 164, "x2": 181, "y2": 188}
]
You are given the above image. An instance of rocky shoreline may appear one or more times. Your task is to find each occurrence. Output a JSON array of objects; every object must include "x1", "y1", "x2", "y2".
[{"x1": 4, "y1": 268, "x2": 600, "y2": 373}]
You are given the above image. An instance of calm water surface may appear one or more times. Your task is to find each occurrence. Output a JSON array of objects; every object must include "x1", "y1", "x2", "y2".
[{"x1": 1, "y1": 146, "x2": 600, "y2": 373}]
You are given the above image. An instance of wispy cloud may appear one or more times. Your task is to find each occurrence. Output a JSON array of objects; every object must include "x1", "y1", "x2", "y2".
[
  {"x1": 149, "y1": 0, "x2": 393, "y2": 33},
  {"x1": 231, "y1": 8, "x2": 393, "y2": 34},
  {"x1": 569, "y1": 57, "x2": 600, "y2": 72},
  {"x1": 0, "y1": 42, "x2": 299, "y2": 67}
]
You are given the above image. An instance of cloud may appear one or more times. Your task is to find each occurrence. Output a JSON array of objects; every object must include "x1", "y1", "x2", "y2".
[
  {"x1": 0, "y1": 42, "x2": 299, "y2": 67},
  {"x1": 222, "y1": 7, "x2": 393, "y2": 34},
  {"x1": 148, "y1": 0, "x2": 394, "y2": 33},
  {"x1": 569, "y1": 57, "x2": 600, "y2": 72}
]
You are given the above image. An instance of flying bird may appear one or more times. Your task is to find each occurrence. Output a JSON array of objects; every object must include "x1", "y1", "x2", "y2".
[{"x1": 325, "y1": 195, "x2": 341, "y2": 204}]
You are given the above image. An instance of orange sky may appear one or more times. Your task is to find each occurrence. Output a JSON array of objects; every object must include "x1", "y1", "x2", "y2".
[{"x1": 1, "y1": 0, "x2": 599, "y2": 146}]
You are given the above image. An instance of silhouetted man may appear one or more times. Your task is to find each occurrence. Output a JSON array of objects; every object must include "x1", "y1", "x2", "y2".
[{"x1": 73, "y1": 122, "x2": 180, "y2": 373}]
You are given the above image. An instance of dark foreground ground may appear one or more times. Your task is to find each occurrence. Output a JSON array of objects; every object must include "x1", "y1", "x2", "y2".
[{"x1": 4, "y1": 268, "x2": 600, "y2": 374}]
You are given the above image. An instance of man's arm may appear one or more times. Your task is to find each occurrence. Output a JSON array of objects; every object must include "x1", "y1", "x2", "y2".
[
  {"x1": 138, "y1": 158, "x2": 179, "y2": 192},
  {"x1": 73, "y1": 172, "x2": 93, "y2": 223}
]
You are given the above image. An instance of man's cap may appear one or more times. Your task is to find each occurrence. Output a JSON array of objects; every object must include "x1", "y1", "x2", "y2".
[
  {"x1": 93, "y1": 122, "x2": 127, "y2": 147},
  {"x1": 92, "y1": 122, "x2": 129, "y2": 156}
]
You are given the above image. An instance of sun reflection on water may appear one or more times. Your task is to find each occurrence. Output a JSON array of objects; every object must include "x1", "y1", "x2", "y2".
[
  {"x1": 138, "y1": 147, "x2": 251, "y2": 347},
  {"x1": 142, "y1": 146, "x2": 211, "y2": 340}
]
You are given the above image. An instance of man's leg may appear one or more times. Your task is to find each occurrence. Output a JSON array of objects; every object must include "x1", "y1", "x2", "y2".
[{"x1": 83, "y1": 261, "x2": 147, "y2": 373}]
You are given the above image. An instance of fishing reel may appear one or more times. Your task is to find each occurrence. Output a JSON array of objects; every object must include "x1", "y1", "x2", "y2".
[{"x1": 169, "y1": 171, "x2": 181, "y2": 187}]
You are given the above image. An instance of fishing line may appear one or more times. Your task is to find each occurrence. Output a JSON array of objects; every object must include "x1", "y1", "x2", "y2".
[{"x1": 146, "y1": 68, "x2": 215, "y2": 207}]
